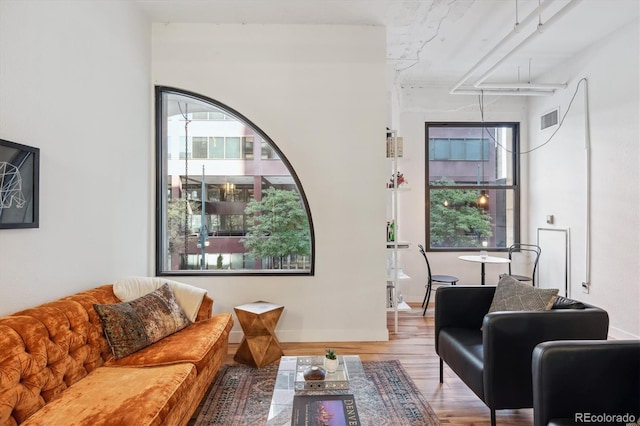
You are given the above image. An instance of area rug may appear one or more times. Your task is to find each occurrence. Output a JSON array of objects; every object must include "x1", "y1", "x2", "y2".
[{"x1": 190, "y1": 360, "x2": 440, "y2": 426}]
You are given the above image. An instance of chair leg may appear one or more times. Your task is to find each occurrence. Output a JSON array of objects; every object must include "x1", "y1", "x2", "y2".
[
  {"x1": 490, "y1": 409, "x2": 496, "y2": 426},
  {"x1": 422, "y1": 281, "x2": 432, "y2": 316},
  {"x1": 439, "y1": 358, "x2": 443, "y2": 383},
  {"x1": 421, "y1": 284, "x2": 428, "y2": 308}
]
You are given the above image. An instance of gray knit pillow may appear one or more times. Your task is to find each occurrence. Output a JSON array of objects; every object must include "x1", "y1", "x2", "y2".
[{"x1": 488, "y1": 275, "x2": 559, "y2": 313}]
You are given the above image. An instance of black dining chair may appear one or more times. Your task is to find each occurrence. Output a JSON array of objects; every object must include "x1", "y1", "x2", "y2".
[
  {"x1": 507, "y1": 243, "x2": 541, "y2": 285},
  {"x1": 418, "y1": 244, "x2": 458, "y2": 315}
]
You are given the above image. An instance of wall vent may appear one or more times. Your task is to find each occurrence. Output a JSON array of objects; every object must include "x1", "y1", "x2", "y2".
[{"x1": 541, "y1": 108, "x2": 559, "y2": 130}]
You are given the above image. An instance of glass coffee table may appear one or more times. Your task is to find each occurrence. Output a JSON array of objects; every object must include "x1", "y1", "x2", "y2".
[{"x1": 266, "y1": 355, "x2": 365, "y2": 425}]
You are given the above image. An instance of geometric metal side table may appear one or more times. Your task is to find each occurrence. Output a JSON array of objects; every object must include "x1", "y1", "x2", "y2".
[{"x1": 233, "y1": 301, "x2": 285, "y2": 368}]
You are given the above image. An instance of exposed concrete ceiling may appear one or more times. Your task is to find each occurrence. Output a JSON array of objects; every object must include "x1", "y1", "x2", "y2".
[{"x1": 136, "y1": 0, "x2": 639, "y2": 90}]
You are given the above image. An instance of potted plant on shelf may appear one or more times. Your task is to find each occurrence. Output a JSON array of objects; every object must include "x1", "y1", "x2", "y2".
[
  {"x1": 324, "y1": 348, "x2": 339, "y2": 373},
  {"x1": 387, "y1": 171, "x2": 407, "y2": 188}
]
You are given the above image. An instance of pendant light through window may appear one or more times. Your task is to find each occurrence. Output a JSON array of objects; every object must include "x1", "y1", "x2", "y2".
[{"x1": 477, "y1": 126, "x2": 488, "y2": 206}]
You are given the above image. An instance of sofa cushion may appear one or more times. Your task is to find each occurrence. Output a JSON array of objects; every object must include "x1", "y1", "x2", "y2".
[
  {"x1": 94, "y1": 284, "x2": 191, "y2": 359},
  {"x1": 105, "y1": 313, "x2": 233, "y2": 373},
  {"x1": 21, "y1": 364, "x2": 196, "y2": 426},
  {"x1": 488, "y1": 275, "x2": 558, "y2": 313},
  {"x1": 438, "y1": 328, "x2": 484, "y2": 400}
]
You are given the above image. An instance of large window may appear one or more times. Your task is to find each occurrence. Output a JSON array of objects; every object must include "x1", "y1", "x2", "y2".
[
  {"x1": 156, "y1": 87, "x2": 314, "y2": 275},
  {"x1": 426, "y1": 122, "x2": 520, "y2": 250}
]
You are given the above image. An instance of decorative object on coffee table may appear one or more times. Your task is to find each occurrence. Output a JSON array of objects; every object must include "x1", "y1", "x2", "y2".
[
  {"x1": 324, "y1": 348, "x2": 339, "y2": 373},
  {"x1": 233, "y1": 301, "x2": 284, "y2": 368},
  {"x1": 302, "y1": 365, "x2": 326, "y2": 381},
  {"x1": 294, "y1": 355, "x2": 350, "y2": 390}
]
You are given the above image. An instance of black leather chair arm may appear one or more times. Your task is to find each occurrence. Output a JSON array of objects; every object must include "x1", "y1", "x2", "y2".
[
  {"x1": 435, "y1": 285, "x2": 495, "y2": 354},
  {"x1": 481, "y1": 308, "x2": 609, "y2": 410},
  {"x1": 532, "y1": 340, "x2": 640, "y2": 426}
]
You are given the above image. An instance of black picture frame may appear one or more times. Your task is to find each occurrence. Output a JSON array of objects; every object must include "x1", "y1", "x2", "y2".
[{"x1": 0, "y1": 139, "x2": 40, "y2": 229}]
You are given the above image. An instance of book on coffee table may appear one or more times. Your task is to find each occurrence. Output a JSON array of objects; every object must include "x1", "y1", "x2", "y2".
[{"x1": 291, "y1": 394, "x2": 361, "y2": 426}]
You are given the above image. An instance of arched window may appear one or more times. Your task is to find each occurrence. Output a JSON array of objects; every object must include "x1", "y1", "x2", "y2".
[{"x1": 155, "y1": 87, "x2": 314, "y2": 275}]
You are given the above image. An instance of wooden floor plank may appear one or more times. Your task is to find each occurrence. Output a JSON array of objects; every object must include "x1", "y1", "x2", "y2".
[{"x1": 223, "y1": 302, "x2": 534, "y2": 425}]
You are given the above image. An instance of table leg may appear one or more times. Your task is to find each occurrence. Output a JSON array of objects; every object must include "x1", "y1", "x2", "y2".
[{"x1": 480, "y1": 262, "x2": 485, "y2": 285}]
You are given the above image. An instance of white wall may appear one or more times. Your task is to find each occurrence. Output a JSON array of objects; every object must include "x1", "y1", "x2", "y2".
[
  {"x1": 395, "y1": 86, "x2": 529, "y2": 302},
  {"x1": 0, "y1": 1, "x2": 151, "y2": 314},
  {"x1": 152, "y1": 24, "x2": 389, "y2": 342},
  {"x1": 527, "y1": 20, "x2": 639, "y2": 339}
]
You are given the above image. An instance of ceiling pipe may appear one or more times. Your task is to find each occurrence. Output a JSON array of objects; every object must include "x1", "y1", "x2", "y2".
[
  {"x1": 453, "y1": 89, "x2": 555, "y2": 97},
  {"x1": 473, "y1": 0, "x2": 583, "y2": 88},
  {"x1": 450, "y1": 0, "x2": 582, "y2": 96},
  {"x1": 478, "y1": 82, "x2": 568, "y2": 90},
  {"x1": 449, "y1": 0, "x2": 555, "y2": 95}
]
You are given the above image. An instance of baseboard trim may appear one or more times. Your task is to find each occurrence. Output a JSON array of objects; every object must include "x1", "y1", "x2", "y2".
[{"x1": 608, "y1": 325, "x2": 639, "y2": 340}]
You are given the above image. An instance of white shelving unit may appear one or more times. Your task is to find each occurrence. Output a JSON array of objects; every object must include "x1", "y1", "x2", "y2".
[{"x1": 386, "y1": 130, "x2": 411, "y2": 333}]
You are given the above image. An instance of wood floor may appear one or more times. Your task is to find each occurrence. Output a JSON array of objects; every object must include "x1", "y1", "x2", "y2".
[{"x1": 222, "y1": 302, "x2": 534, "y2": 426}]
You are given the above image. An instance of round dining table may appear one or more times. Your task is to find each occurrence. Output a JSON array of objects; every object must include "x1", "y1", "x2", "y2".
[{"x1": 458, "y1": 255, "x2": 510, "y2": 285}]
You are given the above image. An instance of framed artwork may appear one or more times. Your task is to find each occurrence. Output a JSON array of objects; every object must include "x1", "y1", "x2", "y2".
[{"x1": 0, "y1": 139, "x2": 40, "y2": 229}]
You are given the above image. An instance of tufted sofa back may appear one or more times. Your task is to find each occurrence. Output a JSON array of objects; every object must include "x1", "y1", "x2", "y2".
[{"x1": 0, "y1": 285, "x2": 120, "y2": 425}]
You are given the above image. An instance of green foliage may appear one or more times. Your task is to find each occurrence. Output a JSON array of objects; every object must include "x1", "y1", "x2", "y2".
[
  {"x1": 166, "y1": 198, "x2": 191, "y2": 256},
  {"x1": 430, "y1": 178, "x2": 492, "y2": 248},
  {"x1": 242, "y1": 188, "x2": 311, "y2": 268},
  {"x1": 325, "y1": 348, "x2": 337, "y2": 360}
]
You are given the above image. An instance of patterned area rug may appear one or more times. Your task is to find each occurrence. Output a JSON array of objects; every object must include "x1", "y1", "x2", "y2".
[{"x1": 190, "y1": 360, "x2": 441, "y2": 426}]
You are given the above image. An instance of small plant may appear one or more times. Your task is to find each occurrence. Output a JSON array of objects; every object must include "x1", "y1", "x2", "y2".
[{"x1": 325, "y1": 348, "x2": 337, "y2": 360}]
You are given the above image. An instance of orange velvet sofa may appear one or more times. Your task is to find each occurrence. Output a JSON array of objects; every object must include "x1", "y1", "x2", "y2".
[{"x1": 0, "y1": 284, "x2": 234, "y2": 426}]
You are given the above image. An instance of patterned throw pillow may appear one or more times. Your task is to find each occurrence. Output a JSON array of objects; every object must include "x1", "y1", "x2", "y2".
[
  {"x1": 94, "y1": 283, "x2": 192, "y2": 359},
  {"x1": 488, "y1": 275, "x2": 559, "y2": 313}
]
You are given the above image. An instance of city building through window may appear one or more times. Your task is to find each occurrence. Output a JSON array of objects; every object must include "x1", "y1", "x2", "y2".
[
  {"x1": 156, "y1": 87, "x2": 314, "y2": 275},
  {"x1": 425, "y1": 122, "x2": 520, "y2": 250}
]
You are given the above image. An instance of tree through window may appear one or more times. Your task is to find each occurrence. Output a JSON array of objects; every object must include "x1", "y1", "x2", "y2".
[
  {"x1": 425, "y1": 122, "x2": 520, "y2": 250},
  {"x1": 156, "y1": 87, "x2": 314, "y2": 275}
]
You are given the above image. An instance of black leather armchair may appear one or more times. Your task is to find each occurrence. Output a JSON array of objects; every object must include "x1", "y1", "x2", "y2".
[
  {"x1": 435, "y1": 285, "x2": 609, "y2": 426},
  {"x1": 532, "y1": 340, "x2": 640, "y2": 426}
]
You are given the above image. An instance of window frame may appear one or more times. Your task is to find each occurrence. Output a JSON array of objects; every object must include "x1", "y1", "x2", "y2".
[
  {"x1": 425, "y1": 122, "x2": 521, "y2": 252},
  {"x1": 155, "y1": 86, "x2": 315, "y2": 276}
]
